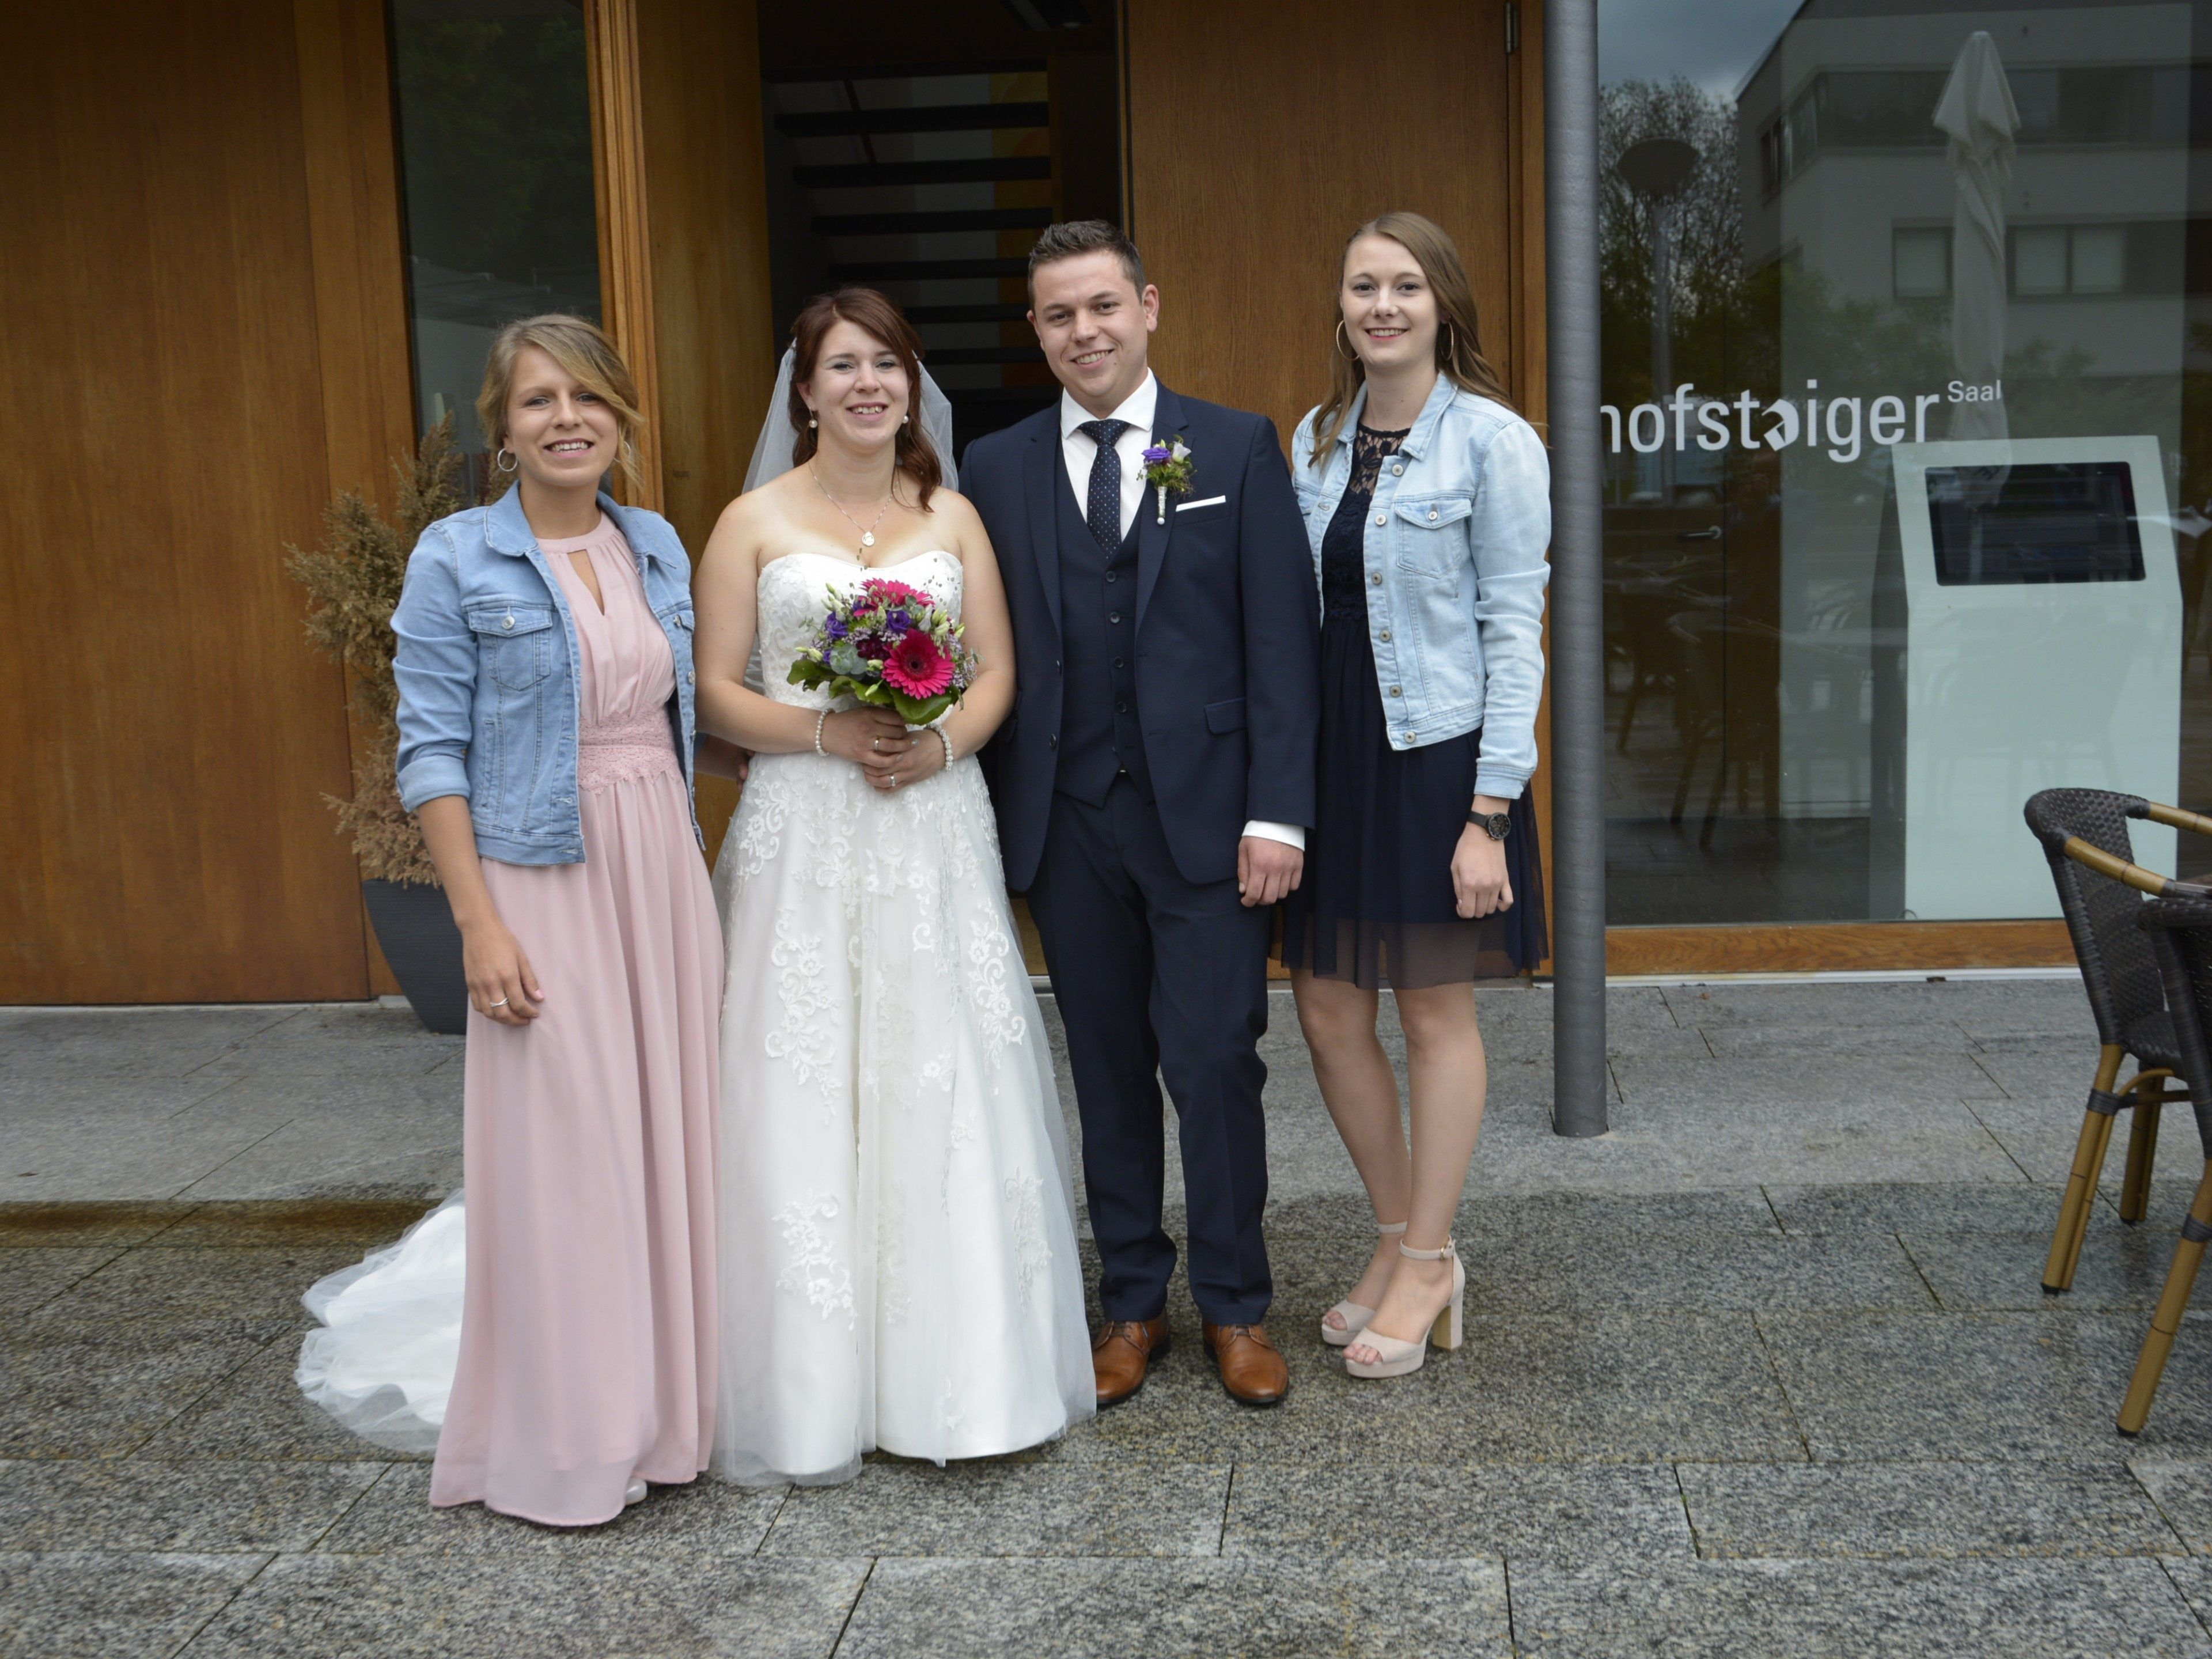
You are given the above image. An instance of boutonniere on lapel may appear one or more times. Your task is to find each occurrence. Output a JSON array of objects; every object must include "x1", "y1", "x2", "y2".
[{"x1": 1141, "y1": 437, "x2": 1194, "y2": 525}]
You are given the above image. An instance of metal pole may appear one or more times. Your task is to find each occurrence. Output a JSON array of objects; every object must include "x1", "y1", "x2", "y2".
[
  {"x1": 1651, "y1": 200, "x2": 1673, "y2": 501},
  {"x1": 1547, "y1": 0, "x2": 1609, "y2": 1136}
]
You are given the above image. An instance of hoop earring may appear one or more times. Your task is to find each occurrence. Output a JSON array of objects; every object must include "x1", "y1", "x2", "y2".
[
  {"x1": 1438, "y1": 319, "x2": 1455, "y2": 363},
  {"x1": 1335, "y1": 320, "x2": 1361, "y2": 363},
  {"x1": 494, "y1": 446, "x2": 518, "y2": 474}
]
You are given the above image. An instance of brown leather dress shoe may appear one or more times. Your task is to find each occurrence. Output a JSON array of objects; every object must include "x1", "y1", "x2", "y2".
[
  {"x1": 1092, "y1": 1316, "x2": 1171, "y2": 1407},
  {"x1": 1202, "y1": 1321, "x2": 1289, "y2": 1406}
]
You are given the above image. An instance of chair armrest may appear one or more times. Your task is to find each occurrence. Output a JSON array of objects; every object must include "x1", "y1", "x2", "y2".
[
  {"x1": 2063, "y1": 836, "x2": 2212, "y2": 899},
  {"x1": 2145, "y1": 802, "x2": 2212, "y2": 839}
]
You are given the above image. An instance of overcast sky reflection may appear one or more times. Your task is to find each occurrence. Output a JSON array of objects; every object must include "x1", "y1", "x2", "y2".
[{"x1": 1599, "y1": 0, "x2": 1806, "y2": 99}]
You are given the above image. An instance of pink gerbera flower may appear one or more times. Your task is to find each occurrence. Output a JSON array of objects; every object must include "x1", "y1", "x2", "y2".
[
  {"x1": 882, "y1": 631, "x2": 954, "y2": 698},
  {"x1": 866, "y1": 578, "x2": 930, "y2": 608}
]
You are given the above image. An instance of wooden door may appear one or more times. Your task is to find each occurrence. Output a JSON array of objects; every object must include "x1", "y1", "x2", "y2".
[
  {"x1": 1124, "y1": 0, "x2": 1550, "y2": 967},
  {"x1": 0, "y1": 1, "x2": 412, "y2": 1003}
]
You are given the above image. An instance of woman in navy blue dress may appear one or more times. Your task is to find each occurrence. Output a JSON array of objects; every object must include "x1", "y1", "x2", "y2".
[{"x1": 1283, "y1": 213, "x2": 1550, "y2": 1380}]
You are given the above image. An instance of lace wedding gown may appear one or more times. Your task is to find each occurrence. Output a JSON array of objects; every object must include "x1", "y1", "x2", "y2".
[{"x1": 711, "y1": 550, "x2": 1093, "y2": 1486}]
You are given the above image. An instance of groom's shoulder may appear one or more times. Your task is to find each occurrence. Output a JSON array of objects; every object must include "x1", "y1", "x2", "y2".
[
  {"x1": 964, "y1": 404, "x2": 1057, "y2": 478},
  {"x1": 1171, "y1": 392, "x2": 1277, "y2": 450}
]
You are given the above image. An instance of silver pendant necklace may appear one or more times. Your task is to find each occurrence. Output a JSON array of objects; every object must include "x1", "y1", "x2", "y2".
[{"x1": 811, "y1": 463, "x2": 894, "y2": 554}]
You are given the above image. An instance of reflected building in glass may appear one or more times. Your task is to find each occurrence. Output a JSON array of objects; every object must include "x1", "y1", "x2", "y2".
[{"x1": 1599, "y1": 0, "x2": 2210, "y2": 932}]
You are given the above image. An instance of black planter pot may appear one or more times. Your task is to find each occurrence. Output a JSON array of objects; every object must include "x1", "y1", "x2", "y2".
[{"x1": 362, "y1": 879, "x2": 468, "y2": 1035}]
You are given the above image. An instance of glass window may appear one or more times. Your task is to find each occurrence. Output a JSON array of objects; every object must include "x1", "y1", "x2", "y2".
[
  {"x1": 1893, "y1": 228, "x2": 1950, "y2": 300},
  {"x1": 2013, "y1": 227, "x2": 2070, "y2": 297},
  {"x1": 2071, "y1": 226, "x2": 2127, "y2": 295},
  {"x1": 1598, "y1": 1, "x2": 2208, "y2": 929},
  {"x1": 389, "y1": 0, "x2": 601, "y2": 500}
]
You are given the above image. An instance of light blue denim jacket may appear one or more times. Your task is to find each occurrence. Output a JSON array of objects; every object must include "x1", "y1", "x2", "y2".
[
  {"x1": 392, "y1": 487, "x2": 702, "y2": 864},
  {"x1": 1290, "y1": 376, "x2": 1550, "y2": 800}
]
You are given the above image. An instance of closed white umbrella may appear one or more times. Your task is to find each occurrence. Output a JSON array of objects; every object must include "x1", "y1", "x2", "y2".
[{"x1": 1934, "y1": 31, "x2": 2019, "y2": 449}]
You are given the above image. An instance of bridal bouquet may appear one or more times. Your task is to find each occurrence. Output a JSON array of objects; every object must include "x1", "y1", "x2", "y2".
[{"x1": 787, "y1": 576, "x2": 980, "y2": 725}]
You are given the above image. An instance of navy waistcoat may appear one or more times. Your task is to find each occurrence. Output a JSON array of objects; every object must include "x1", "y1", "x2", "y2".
[{"x1": 1053, "y1": 471, "x2": 1152, "y2": 804}]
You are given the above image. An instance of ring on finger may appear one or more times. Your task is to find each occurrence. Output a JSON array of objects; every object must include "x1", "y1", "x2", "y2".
[{"x1": 488, "y1": 997, "x2": 509, "y2": 1007}]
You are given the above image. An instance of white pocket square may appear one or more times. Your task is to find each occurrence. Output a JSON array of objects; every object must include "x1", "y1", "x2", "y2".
[{"x1": 1177, "y1": 495, "x2": 1228, "y2": 512}]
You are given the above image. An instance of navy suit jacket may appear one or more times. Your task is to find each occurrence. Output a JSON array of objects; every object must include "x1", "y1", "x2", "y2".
[{"x1": 964, "y1": 382, "x2": 1320, "y2": 891}]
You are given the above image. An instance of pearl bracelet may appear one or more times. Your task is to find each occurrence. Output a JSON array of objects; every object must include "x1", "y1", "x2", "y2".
[
  {"x1": 935, "y1": 728, "x2": 955, "y2": 769},
  {"x1": 813, "y1": 710, "x2": 830, "y2": 756}
]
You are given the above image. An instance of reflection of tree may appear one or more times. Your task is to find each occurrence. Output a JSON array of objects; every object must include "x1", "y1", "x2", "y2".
[
  {"x1": 393, "y1": 13, "x2": 599, "y2": 298},
  {"x1": 1601, "y1": 79, "x2": 1741, "y2": 411}
]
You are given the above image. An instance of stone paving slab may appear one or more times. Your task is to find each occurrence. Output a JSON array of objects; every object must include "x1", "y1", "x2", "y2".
[
  {"x1": 1903, "y1": 1228, "x2": 2177, "y2": 1312},
  {"x1": 1509, "y1": 1556, "x2": 2211, "y2": 1658},
  {"x1": 319, "y1": 1464, "x2": 786, "y2": 1556},
  {"x1": 138, "y1": 1338, "x2": 414, "y2": 1465},
  {"x1": 2128, "y1": 1461, "x2": 2212, "y2": 1555},
  {"x1": 0, "y1": 1320, "x2": 274, "y2": 1461},
  {"x1": 1222, "y1": 1461, "x2": 1692, "y2": 1562},
  {"x1": 0, "y1": 1008, "x2": 296, "y2": 1081},
  {"x1": 1765, "y1": 1180, "x2": 2071, "y2": 1236},
  {"x1": 0, "y1": 1458, "x2": 383, "y2": 1552},
  {"x1": 762, "y1": 1460, "x2": 1230, "y2": 1558},
  {"x1": 0, "y1": 1550, "x2": 271, "y2": 1659},
  {"x1": 175, "y1": 1550, "x2": 871, "y2": 1659},
  {"x1": 1676, "y1": 1458, "x2": 2185, "y2": 1559},
  {"x1": 834, "y1": 1556, "x2": 1513, "y2": 1659},
  {"x1": 1039, "y1": 1310, "x2": 1805, "y2": 1467},
  {"x1": 185, "y1": 1007, "x2": 461, "y2": 1082},
  {"x1": 39, "y1": 1245, "x2": 362, "y2": 1330},
  {"x1": 0, "y1": 1247, "x2": 123, "y2": 1318},
  {"x1": 1283, "y1": 1226, "x2": 1936, "y2": 1316},
  {"x1": 1759, "y1": 1309, "x2": 2212, "y2": 1463}
]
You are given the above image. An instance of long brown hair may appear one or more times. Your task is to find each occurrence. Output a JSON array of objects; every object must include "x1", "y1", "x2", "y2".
[
  {"x1": 1306, "y1": 212, "x2": 1513, "y2": 466},
  {"x1": 476, "y1": 313, "x2": 646, "y2": 489},
  {"x1": 787, "y1": 286, "x2": 942, "y2": 509}
]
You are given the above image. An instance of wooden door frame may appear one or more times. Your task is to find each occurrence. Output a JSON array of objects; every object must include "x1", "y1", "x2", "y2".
[{"x1": 585, "y1": 0, "x2": 665, "y2": 512}]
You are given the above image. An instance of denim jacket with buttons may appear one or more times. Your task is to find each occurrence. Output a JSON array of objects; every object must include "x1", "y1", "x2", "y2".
[
  {"x1": 1290, "y1": 376, "x2": 1550, "y2": 800},
  {"x1": 392, "y1": 487, "x2": 702, "y2": 865}
]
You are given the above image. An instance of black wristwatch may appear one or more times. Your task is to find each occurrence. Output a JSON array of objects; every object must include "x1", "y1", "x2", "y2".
[{"x1": 1468, "y1": 809, "x2": 1512, "y2": 842}]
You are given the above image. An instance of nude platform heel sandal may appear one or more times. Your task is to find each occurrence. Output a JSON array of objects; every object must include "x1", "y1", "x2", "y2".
[
  {"x1": 1321, "y1": 1221, "x2": 1408, "y2": 1347},
  {"x1": 1343, "y1": 1240, "x2": 1464, "y2": 1380}
]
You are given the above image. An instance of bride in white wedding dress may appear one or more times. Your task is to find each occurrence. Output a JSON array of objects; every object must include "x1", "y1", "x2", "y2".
[{"x1": 692, "y1": 291, "x2": 1092, "y2": 1484}]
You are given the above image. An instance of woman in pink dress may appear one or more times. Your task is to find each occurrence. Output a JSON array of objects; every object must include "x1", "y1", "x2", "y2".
[{"x1": 384, "y1": 315, "x2": 722, "y2": 1526}]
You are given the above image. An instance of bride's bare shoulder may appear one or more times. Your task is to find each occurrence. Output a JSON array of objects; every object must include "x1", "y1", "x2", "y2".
[
  {"x1": 923, "y1": 484, "x2": 989, "y2": 557},
  {"x1": 710, "y1": 471, "x2": 804, "y2": 563}
]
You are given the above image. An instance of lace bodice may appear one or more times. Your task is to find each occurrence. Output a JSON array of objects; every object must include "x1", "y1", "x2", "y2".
[
  {"x1": 755, "y1": 550, "x2": 964, "y2": 710},
  {"x1": 1321, "y1": 425, "x2": 1410, "y2": 627}
]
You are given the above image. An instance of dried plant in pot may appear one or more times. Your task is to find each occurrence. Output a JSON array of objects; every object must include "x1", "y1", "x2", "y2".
[{"x1": 288, "y1": 416, "x2": 469, "y2": 1033}]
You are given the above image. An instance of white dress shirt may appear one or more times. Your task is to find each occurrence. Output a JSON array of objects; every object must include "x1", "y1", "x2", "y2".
[{"x1": 1056, "y1": 374, "x2": 1304, "y2": 854}]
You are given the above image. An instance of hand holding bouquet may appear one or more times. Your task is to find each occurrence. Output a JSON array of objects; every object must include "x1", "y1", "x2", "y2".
[{"x1": 787, "y1": 577, "x2": 980, "y2": 726}]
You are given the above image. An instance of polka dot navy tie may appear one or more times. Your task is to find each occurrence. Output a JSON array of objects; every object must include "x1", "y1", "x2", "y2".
[{"x1": 1078, "y1": 418, "x2": 1130, "y2": 553}]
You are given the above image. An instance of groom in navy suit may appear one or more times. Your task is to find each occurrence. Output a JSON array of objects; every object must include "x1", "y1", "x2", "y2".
[{"x1": 962, "y1": 221, "x2": 1320, "y2": 1407}]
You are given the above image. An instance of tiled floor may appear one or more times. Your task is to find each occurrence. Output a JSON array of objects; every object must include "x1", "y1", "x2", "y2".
[{"x1": 8, "y1": 980, "x2": 2212, "y2": 1656}]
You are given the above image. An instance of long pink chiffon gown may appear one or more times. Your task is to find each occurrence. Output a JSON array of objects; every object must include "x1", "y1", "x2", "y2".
[{"x1": 428, "y1": 514, "x2": 722, "y2": 1527}]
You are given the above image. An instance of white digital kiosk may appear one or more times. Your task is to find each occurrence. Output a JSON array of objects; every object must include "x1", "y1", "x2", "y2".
[{"x1": 1870, "y1": 436, "x2": 2181, "y2": 921}]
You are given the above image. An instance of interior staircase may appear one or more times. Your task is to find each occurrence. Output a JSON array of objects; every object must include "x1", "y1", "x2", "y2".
[{"x1": 763, "y1": 60, "x2": 1064, "y2": 457}]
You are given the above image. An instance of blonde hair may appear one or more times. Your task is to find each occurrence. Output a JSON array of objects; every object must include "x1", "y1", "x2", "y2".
[
  {"x1": 475, "y1": 314, "x2": 645, "y2": 489},
  {"x1": 1307, "y1": 212, "x2": 1514, "y2": 465}
]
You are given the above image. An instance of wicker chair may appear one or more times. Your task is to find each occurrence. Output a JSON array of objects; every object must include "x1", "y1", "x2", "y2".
[
  {"x1": 2118, "y1": 892, "x2": 2212, "y2": 1435},
  {"x1": 2022, "y1": 790, "x2": 2207, "y2": 1291}
]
